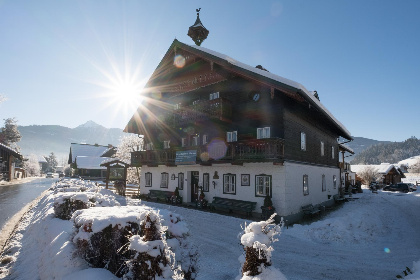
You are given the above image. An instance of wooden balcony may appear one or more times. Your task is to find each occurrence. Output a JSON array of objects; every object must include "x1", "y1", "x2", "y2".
[
  {"x1": 165, "y1": 98, "x2": 232, "y2": 127},
  {"x1": 131, "y1": 138, "x2": 284, "y2": 167}
]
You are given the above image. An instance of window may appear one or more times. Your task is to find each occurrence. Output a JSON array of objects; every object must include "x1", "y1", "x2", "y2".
[
  {"x1": 301, "y1": 132, "x2": 306, "y2": 151},
  {"x1": 203, "y1": 173, "x2": 209, "y2": 192},
  {"x1": 163, "y1": 140, "x2": 170, "y2": 149},
  {"x1": 223, "y1": 174, "x2": 236, "y2": 194},
  {"x1": 227, "y1": 131, "x2": 237, "y2": 142},
  {"x1": 145, "y1": 172, "x2": 152, "y2": 187},
  {"x1": 146, "y1": 142, "x2": 154, "y2": 150},
  {"x1": 178, "y1": 173, "x2": 184, "y2": 190},
  {"x1": 303, "y1": 175, "x2": 309, "y2": 195},
  {"x1": 160, "y1": 172, "x2": 169, "y2": 188},
  {"x1": 322, "y1": 174, "x2": 326, "y2": 192},
  {"x1": 255, "y1": 175, "x2": 272, "y2": 197},
  {"x1": 182, "y1": 138, "x2": 187, "y2": 147},
  {"x1": 202, "y1": 134, "x2": 208, "y2": 145},
  {"x1": 209, "y1": 92, "x2": 219, "y2": 100},
  {"x1": 320, "y1": 141, "x2": 324, "y2": 156},
  {"x1": 257, "y1": 127, "x2": 271, "y2": 139},
  {"x1": 174, "y1": 103, "x2": 181, "y2": 110},
  {"x1": 192, "y1": 135, "x2": 199, "y2": 146},
  {"x1": 333, "y1": 175, "x2": 337, "y2": 189},
  {"x1": 332, "y1": 146, "x2": 335, "y2": 159}
]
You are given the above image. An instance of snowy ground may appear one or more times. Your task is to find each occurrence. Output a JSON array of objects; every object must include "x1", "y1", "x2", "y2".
[{"x1": 1, "y1": 183, "x2": 419, "y2": 280}]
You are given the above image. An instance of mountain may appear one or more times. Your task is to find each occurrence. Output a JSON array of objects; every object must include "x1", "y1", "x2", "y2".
[
  {"x1": 350, "y1": 137, "x2": 420, "y2": 165},
  {"x1": 345, "y1": 137, "x2": 391, "y2": 162},
  {"x1": 17, "y1": 121, "x2": 127, "y2": 162}
]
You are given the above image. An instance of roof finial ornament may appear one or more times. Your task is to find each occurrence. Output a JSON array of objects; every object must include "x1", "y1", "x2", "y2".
[{"x1": 188, "y1": 8, "x2": 209, "y2": 46}]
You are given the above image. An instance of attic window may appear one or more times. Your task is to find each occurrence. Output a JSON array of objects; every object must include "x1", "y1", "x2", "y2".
[{"x1": 210, "y1": 92, "x2": 219, "y2": 100}]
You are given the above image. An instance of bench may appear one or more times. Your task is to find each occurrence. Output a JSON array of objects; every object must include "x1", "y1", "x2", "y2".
[
  {"x1": 301, "y1": 204, "x2": 321, "y2": 217},
  {"x1": 209, "y1": 196, "x2": 256, "y2": 216},
  {"x1": 147, "y1": 190, "x2": 173, "y2": 203}
]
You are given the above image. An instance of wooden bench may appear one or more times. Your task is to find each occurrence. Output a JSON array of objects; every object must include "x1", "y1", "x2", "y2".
[
  {"x1": 301, "y1": 204, "x2": 321, "y2": 217},
  {"x1": 209, "y1": 196, "x2": 256, "y2": 216},
  {"x1": 147, "y1": 190, "x2": 173, "y2": 203}
]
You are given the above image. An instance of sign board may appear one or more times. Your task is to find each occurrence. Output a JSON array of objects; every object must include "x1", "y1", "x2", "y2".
[
  {"x1": 110, "y1": 167, "x2": 125, "y2": 180},
  {"x1": 175, "y1": 150, "x2": 197, "y2": 165}
]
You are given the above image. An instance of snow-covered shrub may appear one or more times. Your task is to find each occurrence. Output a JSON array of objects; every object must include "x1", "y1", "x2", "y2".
[
  {"x1": 72, "y1": 206, "x2": 195, "y2": 279},
  {"x1": 236, "y1": 214, "x2": 286, "y2": 280},
  {"x1": 54, "y1": 193, "x2": 90, "y2": 220}
]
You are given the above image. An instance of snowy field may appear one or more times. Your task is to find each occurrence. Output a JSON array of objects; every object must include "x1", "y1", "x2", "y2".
[{"x1": 1, "y1": 181, "x2": 420, "y2": 280}]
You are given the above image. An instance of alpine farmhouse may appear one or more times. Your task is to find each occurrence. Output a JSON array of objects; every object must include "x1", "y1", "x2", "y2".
[{"x1": 124, "y1": 37, "x2": 352, "y2": 221}]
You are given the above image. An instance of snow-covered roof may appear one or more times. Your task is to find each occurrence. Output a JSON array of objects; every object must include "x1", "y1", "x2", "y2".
[
  {"x1": 70, "y1": 143, "x2": 110, "y2": 163},
  {"x1": 38, "y1": 155, "x2": 47, "y2": 163},
  {"x1": 186, "y1": 42, "x2": 352, "y2": 140},
  {"x1": 351, "y1": 163, "x2": 402, "y2": 175},
  {"x1": 338, "y1": 143, "x2": 354, "y2": 154},
  {"x1": 75, "y1": 156, "x2": 111, "y2": 170},
  {"x1": 398, "y1": 155, "x2": 420, "y2": 167},
  {"x1": 0, "y1": 142, "x2": 22, "y2": 159},
  {"x1": 100, "y1": 158, "x2": 130, "y2": 166}
]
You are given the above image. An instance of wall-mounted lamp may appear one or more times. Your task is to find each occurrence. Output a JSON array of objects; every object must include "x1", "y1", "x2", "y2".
[
  {"x1": 212, "y1": 181, "x2": 216, "y2": 189},
  {"x1": 213, "y1": 171, "x2": 219, "y2": 180},
  {"x1": 171, "y1": 174, "x2": 178, "y2": 180}
]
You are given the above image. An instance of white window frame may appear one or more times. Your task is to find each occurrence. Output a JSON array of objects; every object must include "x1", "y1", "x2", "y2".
[
  {"x1": 322, "y1": 174, "x2": 326, "y2": 192},
  {"x1": 192, "y1": 135, "x2": 199, "y2": 146},
  {"x1": 301, "y1": 132, "x2": 306, "y2": 151},
  {"x1": 145, "y1": 172, "x2": 152, "y2": 187},
  {"x1": 202, "y1": 134, "x2": 208, "y2": 145},
  {"x1": 227, "y1": 131, "x2": 237, "y2": 142},
  {"x1": 146, "y1": 142, "x2": 154, "y2": 151},
  {"x1": 255, "y1": 175, "x2": 272, "y2": 197},
  {"x1": 181, "y1": 138, "x2": 187, "y2": 147},
  {"x1": 223, "y1": 174, "x2": 236, "y2": 194},
  {"x1": 203, "y1": 173, "x2": 209, "y2": 192},
  {"x1": 163, "y1": 140, "x2": 170, "y2": 149},
  {"x1": 210, "y1": 92, "x2": 220, "y2": 100},
  {"x1": 160, "y1": 172, "x2": 169, "y2": 188},
  {"x1": 303, "y1": 174, "x2": 309, "y2": 195},
  {"x1": 320, "y1": 141, "x2": 324, "y2": 156},
  {"x1": 332, "y1": 146, "x2": 335, "y2": 159},
  {"x1": 257, "y1": 127, "x2": 271, "y2": 139}
]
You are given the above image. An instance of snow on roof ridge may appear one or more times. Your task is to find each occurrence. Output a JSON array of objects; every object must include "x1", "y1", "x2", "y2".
[{"x1": 187, "y1": 42, "x2": 352, "y2": 139}]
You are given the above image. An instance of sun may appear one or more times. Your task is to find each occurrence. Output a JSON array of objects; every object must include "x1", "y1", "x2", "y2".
[{"x1": 111, "y1": 80, "x2": 143, "y2": 105}]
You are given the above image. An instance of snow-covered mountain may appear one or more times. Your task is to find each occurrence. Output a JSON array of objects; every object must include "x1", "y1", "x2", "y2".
[{"x1": 18, "y1": 122, "x2": 127, "y2": 161}]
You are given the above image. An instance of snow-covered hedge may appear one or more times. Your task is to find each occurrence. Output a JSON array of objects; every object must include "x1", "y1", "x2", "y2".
[{"x1": 72, "y1": 206, "x2": 196, "y2": 279}]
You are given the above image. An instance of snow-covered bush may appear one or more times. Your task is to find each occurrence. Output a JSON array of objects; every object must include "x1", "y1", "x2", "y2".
[
  {"x1": 54, "y1": 193, "x2": 90, "y2": 220},
  {"x1": 236, "y1": 214, "x2": 286, "y2": 280},
  {"x1": 72, "y1": 206, "x2": 195, "y2": 279}
]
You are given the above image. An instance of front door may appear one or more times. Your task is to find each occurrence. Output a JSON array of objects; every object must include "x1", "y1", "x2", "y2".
[{"x1": 191, "y1": 171, "x2": 199, "y2": 202}]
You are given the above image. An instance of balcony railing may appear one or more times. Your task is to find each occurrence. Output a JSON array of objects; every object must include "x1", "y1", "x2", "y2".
[
  {"x1": 165, "y1": 98, "x2": 232, "y2": 127},
  {"x1": 131, "y1": 138, "x2": 284, "y2": 166}
]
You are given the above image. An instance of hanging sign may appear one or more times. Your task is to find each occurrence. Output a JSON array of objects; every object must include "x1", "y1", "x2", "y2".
[{"x1": 175, "y1": 150, "x2": 197, "y2": 165}]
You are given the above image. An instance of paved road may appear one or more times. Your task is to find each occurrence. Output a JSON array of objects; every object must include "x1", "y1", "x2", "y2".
[{"x1": 0, "y1": 178, "x2": 53, "y2": 230}]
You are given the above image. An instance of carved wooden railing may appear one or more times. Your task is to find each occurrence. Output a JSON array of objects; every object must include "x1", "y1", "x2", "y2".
[
  {"x1": 339, "y1": 162, "x2": 351, "y2": 171},
  {"x1": 165, "y1": 98, "x2": 232, "y2": 127},
  {"x1": 131, "y1": 138, "x2": 284, "y2": 166}
]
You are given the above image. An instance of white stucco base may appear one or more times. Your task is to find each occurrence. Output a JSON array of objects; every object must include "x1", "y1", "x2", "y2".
[{"x1": 139, "y1": 161, "x2": 340, "y2": 219}]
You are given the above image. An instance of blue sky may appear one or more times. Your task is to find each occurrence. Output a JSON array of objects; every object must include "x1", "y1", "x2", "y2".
[{"x1": 0, "y1": 0, "x2": 419, "y2": 142}]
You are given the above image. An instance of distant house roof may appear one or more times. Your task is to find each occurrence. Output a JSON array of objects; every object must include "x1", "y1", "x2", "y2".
[
  {"x1": 339, "y1": 143, "x2": 355, "y2": 154},
  {"x1": 69, "y1": 143, "x2": 114, "y2": 163},
  {"x1": 351, "y1": 163, "x2": 405, "y2": 177},
  {"x1": 0, "y1": 142, "x2": 22, "y2": 159},
  {"x1": 38, "y1": 155, "x2": 47, "y2": 163},
  {"x1": 75, "y1": 156, "x2": 111, "y2": 170}
]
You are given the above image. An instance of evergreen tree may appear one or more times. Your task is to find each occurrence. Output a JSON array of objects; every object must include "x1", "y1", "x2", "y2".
[
  {"x1": 0, "y1": 118, "x2": 22, "y2": 149},
  {"x1": 46, "y1": 152, "x2": 58, "y2": 172}
]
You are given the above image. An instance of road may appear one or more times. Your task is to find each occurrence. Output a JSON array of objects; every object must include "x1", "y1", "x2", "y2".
[{"x1": 0, "y1": 178, "x2": 53, "y2": 230}]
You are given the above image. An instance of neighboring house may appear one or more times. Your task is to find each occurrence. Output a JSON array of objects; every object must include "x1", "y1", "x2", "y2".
[
  {"x1": 351, "y1": 163, "x2": 405, "y2": 185},
  {"x1": 68, "y1": 143, "x2": 116, "y2": 179},
  {"x1": 339, "y1": 143, "x2": 356, "y2": 189},
  {"x1": 0, "y1": 142, "x2": 23, "y2": 181},
  {"x1": 38, "y1": 155, "x2": 48, "y2": 173},
  {"x1": 124, "y1": 39, "x2": 352, "y2": 222}
]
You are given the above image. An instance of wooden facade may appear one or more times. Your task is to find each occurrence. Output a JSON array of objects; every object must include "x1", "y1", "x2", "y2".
[
  {"x1": 124, "y1": 40, "x2": 352, "y2": 220},
  {"x1": 0, "y1": 143, "x2": 23, "y2": 181}
]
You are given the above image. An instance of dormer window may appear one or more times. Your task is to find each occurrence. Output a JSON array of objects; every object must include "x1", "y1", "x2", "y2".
[
  {"x1": 163, "y1": 140, "x2": 170, "y2": 149},
  {"x1": 209, "y1": 92, "x2": 219, "y2": 100},
  {"x1": 227, "y1": 131, "x2": 237, "y2": 142},
  {"x1": 192, "y1": 135, "x2": 199, "y2": 146},
  {"x1": 257, "y1": 127, "x2": 270, "y2": 139}
]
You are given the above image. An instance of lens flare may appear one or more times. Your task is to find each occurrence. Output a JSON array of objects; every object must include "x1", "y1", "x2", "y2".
[
  {"x1": 384, "y1": 248, "x2": 390, "y2": 253},
  {"x1": 208, "y1": 138, "x2": 227, "y2": 160},
  {"x1": 174, "y1": 55, "x2": 186, "y2": 68}
]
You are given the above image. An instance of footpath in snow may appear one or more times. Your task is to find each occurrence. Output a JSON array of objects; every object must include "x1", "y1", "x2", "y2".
[{"x1": 0, "y1": 180, "x2": 419, "y2": 280}]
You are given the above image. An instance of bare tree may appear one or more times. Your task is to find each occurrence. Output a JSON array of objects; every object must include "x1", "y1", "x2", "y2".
[
  {"x1": 114, "y1": 134, "x2": 143, "y2": 185},
  {"x1": 24, "y1": 154, "x2": 41, "y2": 176},
  {"x1": 409, "y1": 159, "x2": 420, "y2": 173},
  {"x1": 358, "y1": 166, "x2": 380, "y2": 185}
]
